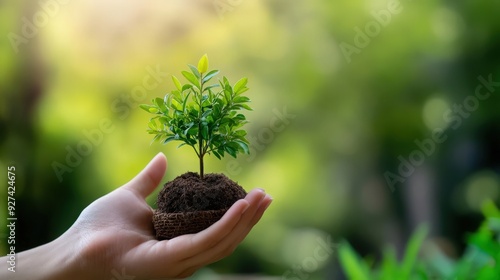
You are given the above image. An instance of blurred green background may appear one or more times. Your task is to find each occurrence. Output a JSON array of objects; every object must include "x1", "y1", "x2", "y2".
[{"x1": 1, "y1": 0, "x2": 499, "y2": 279}]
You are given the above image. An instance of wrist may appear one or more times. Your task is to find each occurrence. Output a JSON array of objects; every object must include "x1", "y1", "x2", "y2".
[{"x1": 0, "y1": 229, "x2": 85, "y2": 280}]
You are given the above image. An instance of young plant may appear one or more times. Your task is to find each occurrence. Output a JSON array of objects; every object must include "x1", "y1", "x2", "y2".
[{"x1": 140, "y1": 54, "x2": 252, "y2": 179}]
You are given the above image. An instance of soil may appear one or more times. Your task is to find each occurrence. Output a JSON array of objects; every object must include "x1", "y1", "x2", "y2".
[
  {"x1": 156, "y1": 172, "x2": 247, "y2": 214},
  {"x1": 153, "y1": 172, "x2": 247, "y2": 239}
]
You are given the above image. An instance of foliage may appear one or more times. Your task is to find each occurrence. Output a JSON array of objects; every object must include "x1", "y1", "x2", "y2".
[
  {"x1": 140, "y1": 55, "x2": 252, "y2": 178},
  {"x1": 339, "y1": 201, "x2": 500, "y2": 279}
]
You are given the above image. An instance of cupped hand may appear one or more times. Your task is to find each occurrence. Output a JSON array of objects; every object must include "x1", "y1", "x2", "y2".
[{"x1": 64, "y1": 153, "x2": 272, "y2": 280}]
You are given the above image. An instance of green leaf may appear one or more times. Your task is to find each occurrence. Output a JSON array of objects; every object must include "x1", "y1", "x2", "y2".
[
  {"x1": 182, "y1": 84, "x2": 193, "y2": 91},
  {"x1": 202, "y1": 109, "x2": 213, "y2": 118},
  {"x1": 234, "y1": 130, "x2": 247, "y2": 137},
  {"x1": 140, "y1": 104, "x2": 157, "y2": 113},
  {"x1": 177, "y1": 142, "x2": 189, "y2": 149},
  {"x1": 223, "y1": 76, "x2": 230, "y2": 86},
  {"x1": 201, "y1": 125, "x2": 209, "y2": 140},
  {"x1": 338, "y1": 242, "x2": 370, "y2": 280},
  {"x1": 234, "y1": 114, "x2": 246, "y2": 121},
  {"x1": 148, "y1": 120, "x2": 158, "y2": 130},
  {"x1": 172, "y1": 75, "x2": 182, "y2": 91},
  {"x1": 234, "y1": 96, "x2": 250, "y2": 103},
  {"x1": 233, "y1": 77, "x2": 248, "y2": 94},
  {"x1": 234, "y1": 103, "x2": 253, "y2": 110},
  {"x1": 182, "y1": 91, "x2": 192, "y2": 112},
  {"x1": 172, "y1": 90, "x2": 183, "y2": 103},
  {"x1": 224, "y1": 89, "x2": 232, "y2": 103},
  {"x1": 212, "y1": 150, "x2": 222, "y2": 160},
  {"x1": 197, "y1": 54, "x2": 209, "y2": 74},
  {"x1": 468, "y1": 230, "x2": 498, "y2": 257},
  {"x1": 182, "y1": 71, "x2": 200, "y2": 88},
  {"x1": 151, "y1": 133, "x2": 162, "y2": 143},
  {"x1": 189, "y1": 108, "x2": 199, "y2": 118},
  {"x1": 203, "y1": 70, "x2": 220, "y2": 83},
  {"x1": 220, "y1": 117, "x2": 231, "y2": 126},
  {"x1": 235, "y1": 87, "x2": 249, "y2": 96},
  {"x1": 188, "y1": 64, "x2": 201, "y2": 79},
  {"x1": 158, "y1": 117, "x2": 170, "y2": 126},
  {"x1": 153, "y1": 97, "x2": 166, "y2": 112},
  {"x1": 225, "y1": 146, "x2": 237, "y2": 158},
  {"x1": 217, "y1": 147, "x2": 225, "y2": 157},
  {"x1": 481, "y1": 200, "x2": 500, "y2": 219},
  {"x1": 234, "y1": 140, "x2": 249, "y2": 154},
  {"x1": 201, "y1": 98, "x2": 211, "y2": 109},
  {"x1": 163, "y1": 135, "x2": 177, "y2": 144},
  {"x1": 380, "y1": 246, "x2": 398, "y2": 279},
  {"x1": 171, "y1": 99, "x2": 182, "y2": 111},
  {"x1": 186, "y1": 125, "x2": 198, "y2": 136},
  {"x1": 401, "y1": 225, "x2": 428, "y2": 278},
  {"x1": 211, "y1": 135, "x2": 223, "y2": 146},
  {"x1": 163, "y1": 94, "x2": 170, "y2": 106},
  {"x1": 205, "y1": 84, "x2": 220, "y2": 91}
]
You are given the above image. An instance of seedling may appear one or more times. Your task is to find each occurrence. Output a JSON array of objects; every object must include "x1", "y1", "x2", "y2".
[{"x1": 140, "y1": 55, "x2": 252, "y2": 179}]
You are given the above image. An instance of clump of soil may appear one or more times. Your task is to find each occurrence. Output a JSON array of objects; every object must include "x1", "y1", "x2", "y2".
[
  {"x1": 157, "y1": 172, "x2": 247, "y2": 213},
  {"x1": 153, "y1": 172, "x2": 247, "y2": 240}
]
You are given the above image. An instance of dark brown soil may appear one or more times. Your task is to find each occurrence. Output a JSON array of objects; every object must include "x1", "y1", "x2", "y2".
[{"x1": 156, "y1": 172, "x2": 247, "y2": 213}]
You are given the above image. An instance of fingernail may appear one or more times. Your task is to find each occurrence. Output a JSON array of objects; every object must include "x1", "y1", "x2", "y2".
[
  {"x1": 264, "y1": 197, "x2": 273, "y2": 210},
  {"x1": 256, "y1": 188, "x2": 266, "y2": 193},
  {"x1": 241, "y1": 202, "x2": 250, "y2": 213}
]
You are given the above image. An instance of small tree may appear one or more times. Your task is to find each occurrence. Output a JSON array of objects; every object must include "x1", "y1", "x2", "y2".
[{"x1": 140, "y1": 55, "x2": 252, "y2": 179}]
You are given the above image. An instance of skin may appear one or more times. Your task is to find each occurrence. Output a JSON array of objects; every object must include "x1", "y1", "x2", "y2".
[{"x1": 1, "y1": 153, "x2": 272, "y2": 280}]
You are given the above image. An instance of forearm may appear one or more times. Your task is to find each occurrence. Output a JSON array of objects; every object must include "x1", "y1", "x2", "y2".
[{"x1": 0, "y1": 231, "x2": 83, "y2": 280}]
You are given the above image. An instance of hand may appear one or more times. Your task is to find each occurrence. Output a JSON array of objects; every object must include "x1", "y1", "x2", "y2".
[{"x1": 3, "y1": 153, "x2": 272, "y2": 280}]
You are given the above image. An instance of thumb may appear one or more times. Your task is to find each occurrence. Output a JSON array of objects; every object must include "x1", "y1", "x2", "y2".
[{"x1": 123, "y1": 152, "x2": 167, "y2": 199}]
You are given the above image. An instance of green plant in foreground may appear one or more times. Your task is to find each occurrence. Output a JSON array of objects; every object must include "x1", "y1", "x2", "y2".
[
  {"x1": 338, "y1": 201, "x2": 500, "y2": 280},
  {"x1": 140, "y1": 55, "x2": 252, "y2": 179},
  {"x1": 339, "y1": 225, "x2": 428, "y2": 280}
]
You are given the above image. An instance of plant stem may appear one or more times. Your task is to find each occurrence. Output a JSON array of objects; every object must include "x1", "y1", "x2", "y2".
[
  {"x1": 198, "y1": 73, "x2": 204, "y2": 179},
  {"x1": 199, "y1": 135, "x2": 204, "y2": 179}
]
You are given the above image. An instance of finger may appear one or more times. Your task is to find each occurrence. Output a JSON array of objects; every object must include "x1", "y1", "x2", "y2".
[
  {"x1": 180, "y1": 199, "x2": 250, "y2": 257},
  {"x1": 182, "y1": 189, "x2": 268, "y2": 267},
  {"x1": 135, "y1": 199, "x2": 249, "y2": 277},
  {"x1": 202, "y1": 194, "x2": 272, "y2": 262},
  {"x1": 247, "y1": 193, "x2": 273, "y2": 227},
  {"x1": 190, "y1": 189, "x2": 265, "y2": 251},
  {"x1": 123, "y1": 152, "x2": 167, "y2": 199},
  {"x1": 128, "y1": 190, "x2": 268, "y2": 278},
  {"x1": 161, "y1": 192, "x2": 257, "y2": 261},
  {"x1": 231, "y1": 194, "x2": 273, "y2": 245}
]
